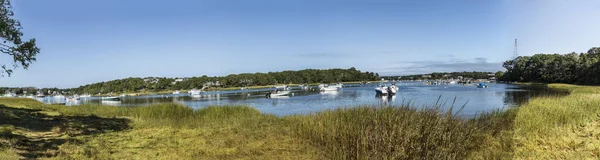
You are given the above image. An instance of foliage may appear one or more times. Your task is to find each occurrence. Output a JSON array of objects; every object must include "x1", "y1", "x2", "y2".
[
  {"x1": 0, "y1": 0, "x2": 39, "y2": 76},
  {"x1": 384, "y1": 71, "x2": 495, "y2": 80},
  {"x1": 64, "y1": 67, "x2": 378, "y2": 94},
  {"x1": 499, "y1": 47, "x2": 600, "y2": 85}
]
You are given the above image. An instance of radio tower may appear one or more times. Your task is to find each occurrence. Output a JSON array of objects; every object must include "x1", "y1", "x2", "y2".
[{"x1": 513, "y1": 39, "x2": 518, "y2": 59}]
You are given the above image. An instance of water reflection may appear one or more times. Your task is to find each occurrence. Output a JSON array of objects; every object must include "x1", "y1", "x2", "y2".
[
  {"x1": 375, "y1": 94, "x2": 396, "y2": 104},
  {"x1": 34, "y1": 83, "x2": 567, "y2": 117},
  {"x1": 101, "y1": 101, "x2": 121, "y2": 106}
]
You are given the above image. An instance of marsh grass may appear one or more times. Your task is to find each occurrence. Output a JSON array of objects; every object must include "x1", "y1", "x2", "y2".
[
  {"x1": 512, "y1": 84, "x2": 600, "y2": 159},
  {"x1": 288, "y1": 99, "x2": 516, "y2": 159},
  {"x1": 0, "y1": 97, "x2": 517, "y2": 159}
]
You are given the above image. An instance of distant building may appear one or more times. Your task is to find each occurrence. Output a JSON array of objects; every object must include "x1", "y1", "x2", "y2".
[
  {"x1": 144, "y1": 78, "x2": 159, "y2": 84},
  {"x1": 171, "y1": 78, "x2": 186, "y2": 85}
]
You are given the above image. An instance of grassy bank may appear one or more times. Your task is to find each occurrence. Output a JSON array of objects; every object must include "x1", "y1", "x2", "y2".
[
  {"x1": 3, "y1": 83, "x2": 596, "y2": 159},
  {"x1": 512, "y1": 84, "x2": 600, "y2": 159},
  {"x1": 0, "y1": 97, "x2": 515, "y2": 159}
]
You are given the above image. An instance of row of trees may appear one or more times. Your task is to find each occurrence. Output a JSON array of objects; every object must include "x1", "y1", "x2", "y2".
[
  {"x1": 67, "y1": 67, "x2": 379, "y2": 94},
  {"x1": 384, "y1": 71, "x2": 495, "y2": 80},
  {"x1": 499, "y1": 47, "x2": 600, "y2": 84}
]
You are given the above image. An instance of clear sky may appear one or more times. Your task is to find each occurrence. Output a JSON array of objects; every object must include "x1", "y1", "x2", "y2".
[{"x1": 1, "y1": 0, "x2": 599, "y2": 88}]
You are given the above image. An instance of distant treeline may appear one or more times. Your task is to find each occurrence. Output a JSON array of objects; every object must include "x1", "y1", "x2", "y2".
[
  {"x1": 499, "y1": 47, "x2": 600, "y2": 85},
  {"x1": 383, "y1": 71, "x2": 496, "y2": 80},
  {"x1": 61, "y1": 67, "x2": 378, "y2": 94}
]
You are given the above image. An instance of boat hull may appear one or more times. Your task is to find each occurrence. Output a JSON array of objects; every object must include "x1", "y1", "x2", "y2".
[{"x1": 101, "y1": 97, "x2": 121, "y2": 101}]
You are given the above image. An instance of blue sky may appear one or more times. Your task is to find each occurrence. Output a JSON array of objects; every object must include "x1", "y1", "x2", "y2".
[{"x1": 1, "y1": 0, "x2": 599, "y2": 88}]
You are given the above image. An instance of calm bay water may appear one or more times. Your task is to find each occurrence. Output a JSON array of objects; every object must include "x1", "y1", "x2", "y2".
[{"x1": 36, "y1": 82, "x2": 566, "y2": 117}]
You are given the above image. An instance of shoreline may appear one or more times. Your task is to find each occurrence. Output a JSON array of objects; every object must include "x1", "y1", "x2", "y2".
[{"x1": 89, "y1": 81, "x2": 382, "y2": 97}]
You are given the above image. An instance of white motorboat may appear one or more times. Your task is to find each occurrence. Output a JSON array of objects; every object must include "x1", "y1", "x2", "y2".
[
  {"x1": 387, "y1": 85, "x2": 398, "y2": 94},
  {"x1": 173, "y1": 90, "x2": 180, "y2": 94},
  {"x1": 318, "y1": 83, "x2": 342, "y2": 91},
  {"x1": 188, "y1": 89, "x2": 203, "y2": 96},
  {"x1": 375, "y1": 85, "x2": 388, "y2": 95},
  {"x1": 267, "y1": 90, "x2": 291, "y2": 98},
  {"x1": 3, "y1": 92, "x2": 16, "y2": 97},
  {"x1": 101, "y1": 96, "x2": 121, "y2": 101},
  {"x1": 36, "y1": 92, "x2": 46, "y2": 98},
  {"x1": 448, "y1": 80, "x2": 457, "y2": 85},
  {"x1": 68, "y1": 94, "x2": 81, "y2": 101},
  {"x1": 271, "y1": 90, "x2": 290, "y2": 96}
]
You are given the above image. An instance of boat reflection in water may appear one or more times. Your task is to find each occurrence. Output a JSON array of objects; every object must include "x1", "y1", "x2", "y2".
[
  {"x1": 376, "y1": 94, "x2": 396, "y2": 104},
  {"x1": 101, "y1": 100, "x2": 121, "y2": 106},
  {"x1": 268, "y1": 95, "x2": 289, "y2": 99}
]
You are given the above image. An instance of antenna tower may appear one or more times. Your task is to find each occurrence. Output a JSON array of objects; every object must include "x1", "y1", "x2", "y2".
[{"x1": 513, "y1": 39, "x2": 518, "y2": 59}]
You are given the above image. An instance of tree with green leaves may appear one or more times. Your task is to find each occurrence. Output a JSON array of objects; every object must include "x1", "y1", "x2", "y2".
[
  {"x1": 0, "y1": 0, "x2": 39, "y2": 76},
  {"x1": 500, "y1": 47, "x2": 600, "y2": 85}
]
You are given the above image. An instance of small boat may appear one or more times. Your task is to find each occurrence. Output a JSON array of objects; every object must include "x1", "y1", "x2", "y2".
[
  {"x1": 188, "y1": 89, "x2": 203, "y2": 96},
  {"x1": 477, "y1": 82, "x2": 488, "y2": 88},
  {"x1": 101, "y1": 96, "x2": 121, "y2": 101},
  {"x1": 375, "y1": 85, "x2": 388, "y2": 95},
  {"x1": 3, "y1": 92, "x2": 16, "y2": 97},
  {"x1": 173, "y1": 90, "x2": 180, "y2": 94},
  {"x1": 240, "y1": 87, "x2": 248, "y2": 90},
  {"x1": 448, "y1": 80, "x2": 457, "y2": 85},
  {"x1": 36, "y1": 93, "x2": 46, "y2": 98},
  {"x1": 387, "y1": 85, "x2": 398, "y2": 94},
  {"x1": 319, "y1": 83, "x2": 342, "y2": 91},
  {"x1": 68, "y1": 94, "x2": 80, "y2": 101},
  {"x1": 266, "y1": 90, "x2": 291, "y2": 98}
]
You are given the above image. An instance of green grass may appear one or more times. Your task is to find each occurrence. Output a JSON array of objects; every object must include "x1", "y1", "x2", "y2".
[
  {"x1": 512, "y1": 84, "x2": 600, "y2": 159},
  {"x1": 0, "y1": 98, "x2": 517, "y2": 159},
  {"x1": 2, "y1": 83, "x2": 598, "y2": 160}
]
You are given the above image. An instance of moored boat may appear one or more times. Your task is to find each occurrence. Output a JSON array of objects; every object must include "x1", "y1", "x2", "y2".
[
  {"x1": 3, "y1": 92, "x2": 16, "y2": 97},
  {"x1": 101, "y1": 96, "x2": 121, "y2": 101},
  {"x1": 375, "y1": 85, "x2": 388, "y2": 95},
  {"x1": 318, "y1": 83, "x2": 342, "y2": 91},
  {"x1": 173, "y1": 90, "x2": 180, "y2": 94},
  {"x1": 188, "y1": 89, "x2": 203, "y2": 96},
  {"x1": 477, "y1": 82, "x2": 488, "y2": 88},
  {"x1": 266, "y1": 90, "x2": 291, "y2": 97},
  {"x1": 387, "y1": 85, "x2": 398, "y2": 94}
]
